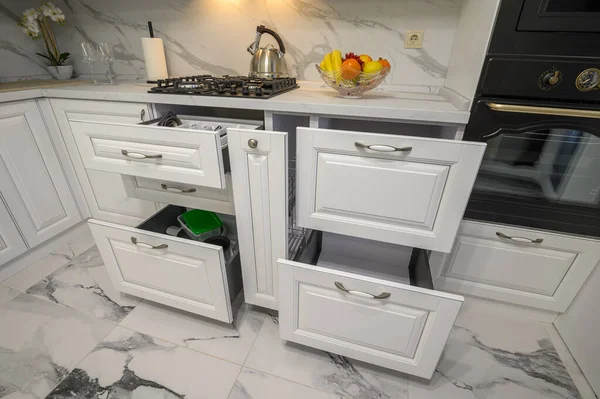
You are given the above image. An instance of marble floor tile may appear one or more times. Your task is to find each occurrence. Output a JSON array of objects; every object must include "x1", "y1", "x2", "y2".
[
  {"x1": 2, "y1": 228, "x2": 95, "y2": 290},
  {"x1": 244, "y1": 316, "x2": 408, "y2": 399},
  {"x1": 120, "y1": 296, "x2": 266, "y2": 365},
  {"x1": 25, "y1": 247, "x2": 141, "y2": 324},
  {"x1": 46, "y1": 326, "x2": 241, "y2": 399},
  {"x1": 229, "y1": 367, "x2": 342, "y2": 399},
  {"x1": 408, "y1": 312, "x2": 581, "y2": 399},
  {"x1": 0, "y1": 284, "x2": 19, "y2": 307},
  {"x1": 0, "y1": 294, "x2": 114, "y2": 399}
]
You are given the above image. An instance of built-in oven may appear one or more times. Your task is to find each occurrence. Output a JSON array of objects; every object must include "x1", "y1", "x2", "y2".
[
  {"x1": 518, "y1": 0, "x2": 600, "y2": 33},
  {"x1": 464, "y1": 98, "x2": 600, "y2": 237},
  {"x1": 489, "y1": 0, "x2": 600, "y2": 57}
]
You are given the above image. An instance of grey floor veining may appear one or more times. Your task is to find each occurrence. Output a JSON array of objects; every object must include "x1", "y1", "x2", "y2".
[{"x1": 0, "y1": 229, "x2": 592, "y2": 399}]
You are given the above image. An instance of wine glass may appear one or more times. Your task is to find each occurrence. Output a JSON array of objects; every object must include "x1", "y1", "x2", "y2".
[
  {"x1": 79, "y1": 43, "x2": 97, "y2": 84},
  {"x1": 98, "y1": 42, "x2": 114, "y2": 84}
]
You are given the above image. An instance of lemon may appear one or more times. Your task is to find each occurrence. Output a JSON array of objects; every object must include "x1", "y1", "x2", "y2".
[
  {"x1": 363, "y1": 60, "x2": 383, "y2": 74},
  {"x1": 359, "y1": 54, "x2": 373, "y2": 63}
]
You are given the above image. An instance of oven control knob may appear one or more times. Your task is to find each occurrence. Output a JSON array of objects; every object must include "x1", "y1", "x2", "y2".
[
  {"x1": 538, "y1": 68, "x2": 562, "y2": 91},
  {"x1": 576, "y1": 68, "x2": 600, "y2": 92}
]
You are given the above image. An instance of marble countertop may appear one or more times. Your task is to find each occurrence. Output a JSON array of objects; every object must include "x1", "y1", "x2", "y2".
[{"x1": 0, "y1": 81, "x2": 470, "y2": 125}]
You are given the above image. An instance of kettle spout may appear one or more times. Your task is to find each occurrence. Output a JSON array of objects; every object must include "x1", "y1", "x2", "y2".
[{"x1": 247, "y1": 43, "x2": 257, "y2": 55}]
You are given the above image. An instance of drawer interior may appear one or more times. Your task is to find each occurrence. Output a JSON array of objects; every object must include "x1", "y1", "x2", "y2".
[
  {"x1": 317, "y1": 117, "x2": 456, "y2": 139},
  {"x1": 139, "y1": 114, "x2": 263, "y2": 175},
  {"x1": 293, "y1": 231, "x2": 434, "y2": 290},
  {"x1": 153, "y1": 104, "x2": 264, "y2": 123},
  {"x1": 137, "y1": 205, "x2": 237, "y2": 250}
]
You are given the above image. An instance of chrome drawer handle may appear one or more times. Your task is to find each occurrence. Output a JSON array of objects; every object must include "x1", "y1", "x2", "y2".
[
  {"x1": 161, "y1": 184, "x2": 196, "y2": 193},
  {"x1": 334, "y1": 281, "x2": 391, "y2": 299},
  {"x1": 140, "y1": 109, "x2": 146, "y2": 121},
  {"x1": 131, "y1": 237, "x2": 168, "y2": 250},
  {"x1": 355, "y1": 142, "x2": 412, "y2": 152},
  {"x1": 121, "y1": 149, "x2": 162, "y2": 159},
  {"x1": 496, "y1": 232, "x2": 543, "y2": 244}
]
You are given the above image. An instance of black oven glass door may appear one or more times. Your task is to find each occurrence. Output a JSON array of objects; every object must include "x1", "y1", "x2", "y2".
[
  {"x1": 518, "y1": 0, "x2": 600, "y2": 33},
  {"x1": 465, "y1": 100, "x2": 600, "y2": 237}
]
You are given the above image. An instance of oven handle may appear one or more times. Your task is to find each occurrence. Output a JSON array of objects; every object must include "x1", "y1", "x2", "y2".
[{"x1": 486, "y1": 102, "x2": 600, "y2": 120}]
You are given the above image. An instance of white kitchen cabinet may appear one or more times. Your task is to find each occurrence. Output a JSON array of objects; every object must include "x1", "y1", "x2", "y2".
[
  {"x1": 0, "y1": 197, "x2": 27, "y2": 265},
  {"x1": 50, "y1": 99, "x2": 160, "y2": 226},
  {"x1": 89, "y1": 205, "x2": 241, "y2": 323},
  {"x1": 229, "y1": 125, "x2": 466, "y2": 379},
  {"x1": 0, "y1": 100, "x2": 81, "y2": 248},
  {"x1": 228, "y1": 128, "x2": 288, "y2": 310},
  {"x1": 430, "y1": 220, "x2": 600, "y2": 312},
  {"x1": 296, "y1": 127, "x2": 486, "y2": 253}
]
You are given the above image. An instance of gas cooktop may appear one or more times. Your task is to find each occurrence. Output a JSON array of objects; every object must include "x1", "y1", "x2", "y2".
[{"x1": 148, "y1": 75, "x2": 298, "y2": 99}]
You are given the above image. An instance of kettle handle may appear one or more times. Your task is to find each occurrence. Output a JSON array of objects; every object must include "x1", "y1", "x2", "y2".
[{"x1": 256, "y1": 25, "x2": 286, "y2": 54}]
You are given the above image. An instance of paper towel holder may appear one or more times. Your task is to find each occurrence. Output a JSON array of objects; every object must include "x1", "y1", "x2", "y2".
[{"x1": 143, "y1": 21, "x2": 168, "y2": 83}]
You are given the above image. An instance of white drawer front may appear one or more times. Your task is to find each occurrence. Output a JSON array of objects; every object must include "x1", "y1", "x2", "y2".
[
  {"x1": 315, "y1": 153, "x2": 448, "y2": 229},
  {"x1": 71, "y1": 120, "x2": 227, "y2": 189},
  {"x1": 297, "y1": 127, "x2": 486, "y2": 252},
  {"x1": 89, "y1": 218, "x2": 232, "y2": 322},
  {"x1": 430, "y1": 220, "x2": 600, "y2": 312},
  {"x1": 279, "y1": 259, "x2": 463, "y2": 379},
  {"x1": 446, "y1": 236, "x2": 575, "y2": 295},
  {"x1": 61, "y1": 100, "x2": 150, "y2": 124},
  {"x1": 298, "y1": 282, "x2": 428, "y2": 358},
  {"x1": 122, "y1": 175, "x2": 235, "y2": 215}
]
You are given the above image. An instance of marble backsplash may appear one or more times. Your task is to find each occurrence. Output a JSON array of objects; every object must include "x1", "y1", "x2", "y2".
[{"x1": 1, "y1": 0, "x2": 462, "y2": 87}]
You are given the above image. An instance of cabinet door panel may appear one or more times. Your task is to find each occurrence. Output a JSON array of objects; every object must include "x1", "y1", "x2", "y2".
[
  {"x1": 228, "y1": 128, "x2": 287, "y2": 310},
  {"x1": 0, "y1": 199, "x2": 27, "y2": 265},
  {"x1": 50, "y1": 99, "x2": 157, "y2": 226},
  {"x1": 297, "y1": 127, "x2": 486, "y2": 253},
  {"x1": 0, "y1": 101, "x2": 80, "y2": 247}
]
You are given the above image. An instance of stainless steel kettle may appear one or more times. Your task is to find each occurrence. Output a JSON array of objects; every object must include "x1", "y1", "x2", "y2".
[{"x1": 247, "y1": 25, "x2": 289, "y2": 78}]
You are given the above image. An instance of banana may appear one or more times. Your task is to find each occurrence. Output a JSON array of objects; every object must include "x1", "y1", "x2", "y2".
[
  {"x1": 331, "y1": 50, "x2": 342, "y2": 71},
  {"x1": 331, "y1": 50, "x2": 343, "y2": 82},
  {"x1": 323, "y1": 52, "x2": 333, "y2": 73}
]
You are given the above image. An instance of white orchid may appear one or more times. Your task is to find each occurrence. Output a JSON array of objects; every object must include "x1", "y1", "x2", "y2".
[
  {"x1": 40, "y1": 4, "x2": 52, "y2": 16},
  {"x1": 18, "y1": 2, "x2": 69, "y2": 66}
]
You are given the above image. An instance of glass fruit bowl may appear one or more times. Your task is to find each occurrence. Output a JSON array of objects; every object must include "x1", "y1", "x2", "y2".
[{"x1": 316, "y1": 64, "x2": 391, "y2": 98}]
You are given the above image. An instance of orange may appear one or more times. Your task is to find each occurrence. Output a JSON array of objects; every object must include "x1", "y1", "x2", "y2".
[
  {"x1": 341, "y1": 58, "x2": 361, "y2": 79},
  {"x1": 378, "y1": 58, "x2": 391, "y2": 69}
]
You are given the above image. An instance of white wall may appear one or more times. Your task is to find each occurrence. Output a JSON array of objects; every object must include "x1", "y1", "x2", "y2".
[
  {"x1": 1, "y1": 0, "x2": 463, "y2": 86},
  {"x1": 444, "y1": 0, "x2": 501, "y2": 103}
]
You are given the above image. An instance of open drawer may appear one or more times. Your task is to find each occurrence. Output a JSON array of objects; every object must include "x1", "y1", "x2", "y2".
[
  {"x1": 297, "y1": 127, "x2": 486, "y2": 253},
  {"x1": 89, "y1": 205, "x2": 242, "y2": 323},
  {"x1": 278, "y1": 232, "x2": 463, "y2": 379},
  {"x1": 122, "y1": 174, "x2": 235, "y2": 216},
  {"x1": 70, "y1": 115, "x2": 261, "y2": 189}
]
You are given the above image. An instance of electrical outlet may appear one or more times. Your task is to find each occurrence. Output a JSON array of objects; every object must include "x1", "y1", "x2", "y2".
[{"x1": 405, "y1": 30, "x2": 424, "y2": 49}]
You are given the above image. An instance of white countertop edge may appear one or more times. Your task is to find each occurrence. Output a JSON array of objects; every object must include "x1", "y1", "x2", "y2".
[
  {"x1": 0, "y1": 82, "x2": 471, "y2": 125},
  {"x1": 0, "y1": 89, "x2": 44, "y2": 103}
]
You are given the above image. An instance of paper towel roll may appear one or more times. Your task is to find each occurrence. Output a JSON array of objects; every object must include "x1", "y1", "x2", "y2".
[{"x1": 142, "y1": 37, "x2": 168, "y2": 81}]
